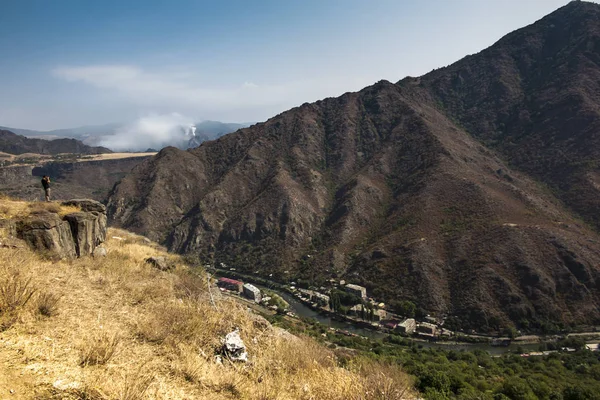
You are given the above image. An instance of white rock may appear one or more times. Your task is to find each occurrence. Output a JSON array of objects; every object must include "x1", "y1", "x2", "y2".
[
  {"x1": 222, "y1": 328, "x2": 248, "y2": 362},
  {"x1": 93, "y1": 247, "x2": 107, "y2": 257}
]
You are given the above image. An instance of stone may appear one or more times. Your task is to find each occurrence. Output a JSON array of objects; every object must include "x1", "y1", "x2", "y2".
[
  {"x1": 222, "y1": 329, "x2": 248, "y2": 362},
  {"x1": 145, "y1": 256, "x2": 170, "y2": 271},
  {"x1": 16, "y1": 212, "x2": 76, "y2": 258},
  {"x1": 93, "y1": 246, "x2": 107, "y2": 257},
  {"x1": 63, "y1": 211, "x2": 106, "y2": 257},
  {"x1": 61, "y1": 199, "x2": 106, "y2": 213},
  {"x1": 0, "y1": 237, "x2": 27, "y2": 249}
]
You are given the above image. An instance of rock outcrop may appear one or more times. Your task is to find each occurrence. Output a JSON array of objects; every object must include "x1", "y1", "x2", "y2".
[
  {"x1": 62, "y1": 199, "x2": 106, "y2": 213},
  {"x1": 16, "y1": 213, "x2": 77, "y2": 258},
  {"x1": 15, "y1": 199, "x2": 107, "y2": 258}
]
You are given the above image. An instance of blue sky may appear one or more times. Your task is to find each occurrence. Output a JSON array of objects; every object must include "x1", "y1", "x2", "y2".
[{"x1": 0, "y1": 0, "x2": 584, "y2": 130}]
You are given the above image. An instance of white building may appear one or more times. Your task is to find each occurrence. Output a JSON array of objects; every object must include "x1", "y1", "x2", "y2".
[
  {"x1": 396, "y1": 318, "x2": 416, "y2": 334},
  {"x1": 242, "y1": 283, "x2": 261, "y2": 303},
  {"x1": 344, "y1": 284, "x2": 367, "y2": 299}
]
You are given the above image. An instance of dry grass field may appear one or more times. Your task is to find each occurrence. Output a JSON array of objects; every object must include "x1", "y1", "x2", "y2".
[
  {"x1": 0, "y1": 199, "x2": 414, "y2": 399},
  {"x1": 0, "y1": 197, "x2": 80, "y2": 220},
  {"x1": 79, "y1": 153, "x2": 157, "y2": 162},
  {"x1": 0, "y1": 152, "x2": 155, "y2": 166}
]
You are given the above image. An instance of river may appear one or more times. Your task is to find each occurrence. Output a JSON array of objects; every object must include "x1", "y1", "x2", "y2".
[
  {"x1": 214, "y1": 269, "x2": 542, "y2": 355},
  {"x1": 273, "y1": 288, "x2": 543, "y2": 355}
]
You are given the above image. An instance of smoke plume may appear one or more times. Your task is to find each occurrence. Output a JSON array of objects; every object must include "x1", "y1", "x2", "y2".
[{"x1": 99, "y1": 113, "x2": 196, "y2": 151}]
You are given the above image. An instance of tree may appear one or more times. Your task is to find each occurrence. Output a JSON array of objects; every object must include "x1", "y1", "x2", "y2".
[
  {"x1": 392, "y1": 300, "x2": 416, "y2": 318},
  {"x1": 418, "y1": 371, "x2": 451, "y2": 394},
  {"x1": 497, "y1": 377, "x2": 537, "y2": 400},
  {"x1": 564, "y1": 385, "x2": 600, "y2": 400},
  {"x1": 504, "y1": 327, "x2": 518, "y2": 339}
]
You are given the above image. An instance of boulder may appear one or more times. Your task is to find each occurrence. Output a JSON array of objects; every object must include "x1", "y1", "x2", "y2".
[
  {"x1": 64, "y1": 212, "x2": 106, "y2": 257},
  {"x1": 16, "y1": 212, "x2": 77, "y2": 258},
  {"x1": 145, "y1": 256, "x2": 171, "y2": 271},
  {"x1": 93, "y1": 246, "x2": 107, "y2": 257},
  {"x1": 222, "y1": 329, "x2": 248, "y2": 362},
  {"x1": 61, "y1": 199, "x2": 106, "y2": 213}
]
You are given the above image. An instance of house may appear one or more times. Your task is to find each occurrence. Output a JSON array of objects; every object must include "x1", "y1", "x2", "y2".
[
  {"x1": 344, "y1": 284, "x2": 367, "y2": 299},
  {"x1": 416, "y1": 322, "x2": 437, "y2": 335},
  {"x1": 349, "y1": 304, "x2": 384, "y2": 321},
  {"x1": 217, "y1": 277, "x2": 243, "y2": 293},
  {"x1": 374, "y1": 309, "x2": 387, "y2": 321},
  {"x1": 349, "y1": 304, "x2": 365, "y2": 317},
  {"x1": 297, "y1": 289, "x2": 330, "y2": 307},
  {"x1": 396, "y1": 318, "x2": 416, "y2": 334},
  {"x1": 381, "y1": 320, "x2": 400, "y2": 330},
  {"x1": 242, "y1": 283, "x2": 261, "y2": 303},
  {"x1": 586, "y1": 343, "x2": 599, "y2": 352},
  {"x1": 312, "y1": 292, "x2": 330, "y2": 307}
]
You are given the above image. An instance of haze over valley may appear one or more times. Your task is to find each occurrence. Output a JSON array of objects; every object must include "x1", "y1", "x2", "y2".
[{"x1": 1, "y1": 118, "x2": 249, "y2": 152}]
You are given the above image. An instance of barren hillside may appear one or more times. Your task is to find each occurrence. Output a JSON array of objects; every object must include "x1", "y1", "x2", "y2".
[{"x1": 107, "y1": 2, "x2": 600, "y2": 331}]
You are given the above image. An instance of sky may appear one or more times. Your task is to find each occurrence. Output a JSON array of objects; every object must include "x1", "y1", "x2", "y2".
[{"x1": 0, "y1": 0, "x2": 587, "y2": 130}]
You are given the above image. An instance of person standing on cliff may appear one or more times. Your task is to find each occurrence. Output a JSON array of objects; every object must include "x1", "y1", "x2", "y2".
[{"x1": 41, "y1": 175, "x2": 51, "y2": 202}]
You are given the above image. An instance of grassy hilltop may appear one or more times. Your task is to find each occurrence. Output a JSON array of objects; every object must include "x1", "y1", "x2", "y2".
[{"x1": 0, "y1": 198, "x2": 413, "y2": 399}]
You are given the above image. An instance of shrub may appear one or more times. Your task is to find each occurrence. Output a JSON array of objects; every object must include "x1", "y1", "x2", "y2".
[
  {"x1": 119, "y1": 369, "x2": 155, "y2": 400},
  {"x1": 79, "y1": 331, "x2": 121, "y2": 366},
  {"x1": 353, "y1": 359, "x2": 414, "y2": 400},
  {"x1": 35, "y1": 291, "x2": 61, "y2": 317},
  {"x1": 173, "y1": 270, "x2": 207, "y2": 299},
  {"x1": 0, "y1": 270, "x2": 36, "y2": 313}
]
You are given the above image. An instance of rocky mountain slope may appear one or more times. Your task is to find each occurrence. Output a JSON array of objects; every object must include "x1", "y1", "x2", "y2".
[
  {"x1": 0, "y1": 129, "x2": 111, "y2": 155},
  {"x1": 0, "y1": 155, "x2": 153, "y2": 202},
  {"x1": 107, "y1": 2, "x2": 600, "y2": 331}
]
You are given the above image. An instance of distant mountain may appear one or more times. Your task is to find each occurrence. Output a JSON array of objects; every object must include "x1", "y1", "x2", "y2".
[
  {"x1": 0, "y1": 129, "x2": 112, "y2": 155},
  {"x1": 0, "y1": 123, "x2": 121, "y2": 141},
  {"x1": 108, "y1": 2, "x2": 600, "y2": 332},
  {"x1": 0, "y1": 121, "x2": 250, "y2": 151},
  {"x1": 194, "y1": 120, "x2": 248, "y2": 140}
]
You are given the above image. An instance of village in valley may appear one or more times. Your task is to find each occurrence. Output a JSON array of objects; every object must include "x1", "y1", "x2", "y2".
[
  {"x1": 212, "y1": 263, "x2": 451, "y2": 341},
  {"x1": 212, "y1": 267, "x2": 600, "y2": 360}
]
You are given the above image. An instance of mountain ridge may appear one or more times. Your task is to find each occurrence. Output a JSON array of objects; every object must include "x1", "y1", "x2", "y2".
[
  {"x1": 0, "y1": 129, "x2": 112, "y2": 155},
  {"x1": 107, "y1": 1, "x2": 600, "y2": 331}
]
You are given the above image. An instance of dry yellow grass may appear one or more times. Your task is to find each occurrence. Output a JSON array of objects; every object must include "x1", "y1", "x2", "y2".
[
  {"x1": 0, "y1": 217, "x2": 415, "y2": 398},
  {"x1": 0, "y1": 198, "x2": 80, "y2": 220},
  {"x1": 81, "y1": 152, "x2": 157, "y2": 162}
]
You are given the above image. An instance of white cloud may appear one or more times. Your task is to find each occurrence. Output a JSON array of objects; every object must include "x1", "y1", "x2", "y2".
[{"x1": 51, "y1": 64, "x2": 376, "y2": 121}]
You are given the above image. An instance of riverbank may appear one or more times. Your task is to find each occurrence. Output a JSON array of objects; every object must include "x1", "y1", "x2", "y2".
[{"x1": 207, "y1": 266, "x2": 600, "y2": 354}]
